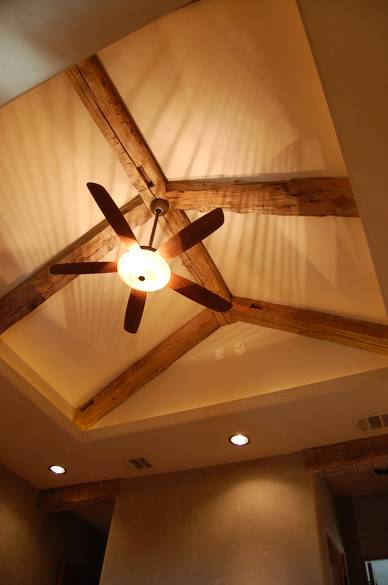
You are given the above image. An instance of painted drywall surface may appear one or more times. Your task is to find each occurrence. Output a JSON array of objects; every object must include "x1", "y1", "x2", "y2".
[
  {"x1": 100, "y1": 453, "x2": 325, "y2": 585},
  {"x1": 0, "y1": 462, "x2": 105, "y2": 584},
  {"x1": 0, "y1": 0, "x2": 191, "y2": 105},
  {"x1": 314, "y1": 477, "x2": 344, "y2": 585},
  {"x1": 297, "y1": 0, "x2": 388, "y2": 315},
  {"x1": 101, "y1": 0, "x2": 345, "y2": 180}
]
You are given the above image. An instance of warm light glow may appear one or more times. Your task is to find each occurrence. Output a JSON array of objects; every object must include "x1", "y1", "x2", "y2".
[
  {"x1": 49, "y1": 465, "x2": 66, "y2": 475},
  {"x1": 229, "y1": 434, "x2": 250, "y2": 446},
  {"x1": 117, "y1": 248, "x2": 171, "y2": 292}
]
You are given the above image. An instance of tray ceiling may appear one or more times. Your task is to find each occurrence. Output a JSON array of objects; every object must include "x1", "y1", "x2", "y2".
[{"x1": 1, "y1": 0, "x2": 387, "y2": 465}]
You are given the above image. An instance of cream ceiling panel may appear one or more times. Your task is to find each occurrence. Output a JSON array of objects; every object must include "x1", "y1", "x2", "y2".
[
  {"x1": 2, "y1": 249, "x2": 200, "y2": 408},
  {"x1": 201, "y1": 212, "x2": 387, "y2": 322},
  {"x1": 96, "y1": 322, "x2": 388, "y2": 427},
  {"x1": 0, "y1": 73, "x2": 136, "y2": 294},
  {"x1": 0, "y1": 0, "x2": 191, "y2": 105},
  {"x1": 100, "y1": 0, "x2": 345, "y2": 180}
]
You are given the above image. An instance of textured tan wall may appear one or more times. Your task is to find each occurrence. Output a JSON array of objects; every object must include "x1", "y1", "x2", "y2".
[
  {"x1": 101, "y1": 453, "x2": 325, "y2": 585},
  {"x1": 314, "y1": 477, "x2": 344, "y2": 585},
  {"x1": 0, "y1": 462, "x2": 105, "y2": 584}
]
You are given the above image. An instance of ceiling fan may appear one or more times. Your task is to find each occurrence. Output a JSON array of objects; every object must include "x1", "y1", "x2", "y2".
[{"x1": 50, "y1": 183, "x2": 232, "y2": 333}]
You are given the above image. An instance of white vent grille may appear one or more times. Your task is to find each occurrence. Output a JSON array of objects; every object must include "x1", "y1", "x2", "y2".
[{"x1": 355, "y1": 412, "x2": 388, "y2": 433}]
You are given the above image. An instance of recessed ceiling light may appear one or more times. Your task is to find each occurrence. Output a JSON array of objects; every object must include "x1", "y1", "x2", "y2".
[
  {"x1": 49, "y1": 464, "x2": 67, "y2": 475},
  {"x1": 229, "y1": 434, "x2": 250, "y2": 446}
]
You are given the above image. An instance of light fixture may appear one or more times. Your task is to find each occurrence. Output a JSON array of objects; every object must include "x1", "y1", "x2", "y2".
[
  {"x1": 117, "y1": 247, "x2": 171, "y2": 292},
  {"x1": 49, "y1": 464, "x2": 67, "y2": 475},
  {"x1": 229, "y1": 434, "x2": 250, "y2": 446},
  {"x1": 117, "y1": 198, "x2": 172, "y2": 293},
  {"x1": 49, "y1": 186, "x2": 231, "y2": 334}
]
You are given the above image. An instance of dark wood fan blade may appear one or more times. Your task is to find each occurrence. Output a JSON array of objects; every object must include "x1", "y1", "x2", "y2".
[
  {"x1": 157, "y1": 208, "x2": 224, "y2": 260},
  {"x1": 87, "y1": 182, "x2": 139, "y2": 250},
  {"x1": 50, "y1": 262, "x2": 118, "y2": 274},
  {"x1": 124, "y1": 289, "x2": 147, "y2": 333},
  {"x1": 168, "y1": 273, "x2": 232, "y2": 312}
]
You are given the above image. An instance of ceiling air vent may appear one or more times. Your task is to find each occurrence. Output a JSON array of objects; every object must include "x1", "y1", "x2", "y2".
[
  {"x1": 354, "y1": 412, "x2": 388, "y2": 433},
  {"x1": 129, "y1": 457, "x2": 152, "y2": 470}
]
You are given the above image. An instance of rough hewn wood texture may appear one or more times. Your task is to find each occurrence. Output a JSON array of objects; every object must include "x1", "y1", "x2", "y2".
[
  {"x1": 0, "y1": 198, "x2": 149, "y2": 335},
  {"x1": 68, "y1": 56, "x2": 232, "y2": 324},
  {"x1": 232, "y1": 296, "x2": 388, "y2": 354},
  {"x1": 68, "y1": 56, "x2": 165, "y2": 195},
  {"x1": 74, "y1": 310, "x2": 220, "y2": 430},
  {"x1": 304, "y1": 434, "x2": 388, "y2": 476},
  {"x1": 166, "y1": 177, "x2": 358, "y2": 216},
  {"x1": 37, "y1": 479, "x2": 122, "y2": 512}
]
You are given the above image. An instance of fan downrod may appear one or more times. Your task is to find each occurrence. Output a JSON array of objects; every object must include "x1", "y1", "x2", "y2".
[{"x1": 150, "y1": 198, "x2": 169, "y2": 216}]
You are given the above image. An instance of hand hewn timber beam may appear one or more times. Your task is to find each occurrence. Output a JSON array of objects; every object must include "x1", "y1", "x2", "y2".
[
  {"x1": 165, "y1": 177, "x2": 358, "y2": 217},
  {"x1": 67, "y1": 55, "x2": 232, "y2": 325},
  {"x1": 74, "y1": 309, "x2": 221, "y2": 430},
  {"x1": 232, "y1": 296, "x2": 388, "y2": 355},
  {"x1": 0, "y1": 198, "x2": 149, "y2": 335},
  {"x1": 68, "y1": 58, "x2": 165, "y2": 195},
  {"x1": 304, "y1": 433, "x2": 388, "y2": 476},
  {"x1": 37, "y1": 479, "x2": 122, "y2": 512}
]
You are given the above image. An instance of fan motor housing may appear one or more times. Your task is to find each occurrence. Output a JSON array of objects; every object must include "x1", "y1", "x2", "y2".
[{"x1": 150, "y1": 198, "x2": 169, "y2": 216}]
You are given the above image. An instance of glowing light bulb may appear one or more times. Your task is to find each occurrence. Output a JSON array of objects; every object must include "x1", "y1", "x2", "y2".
[
  {"x1": 117, "y1": 248, "x2": 171, "y2": 292},
  {"x1": 229, "y1": 434, "x2": 250, "y2": 446},
  {"x1": 49, "y1": 465, "x2": 66, "y2": 475}
]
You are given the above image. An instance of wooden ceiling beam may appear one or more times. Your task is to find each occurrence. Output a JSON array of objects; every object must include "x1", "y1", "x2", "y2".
[
  {"x1": 165, "y1": 177, "x2": 358, "y2": 217},
  {"x1": 0, "y1": 198, "x2": 149, "y2": 335},
  {"x1": 68, "y1": 55, "x2": 232, "y2": 325},
  {"x1": 37, "y1": 479, "x2": 122, "y2": 513},
  {"x1": 304, "y1": 434, "x2": 388, "y2": 476},
  {"x1": 74, "y1": 309, "x2": 221, "y2": 430},
  {"x1": 68, "y1": 57, "x2": 165, "y2": 195},
  {"x1": 232, "y1": 296, "x2": 388, "y2": 355}
]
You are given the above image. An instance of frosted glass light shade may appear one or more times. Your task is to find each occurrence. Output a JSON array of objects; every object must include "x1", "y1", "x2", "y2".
[{"x1": 117, "y1": 248, "x2": 171, "y2": 292}]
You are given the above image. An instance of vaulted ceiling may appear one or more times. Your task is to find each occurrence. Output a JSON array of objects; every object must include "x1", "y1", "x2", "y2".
[
  {"x1": 0, "y1": 0, "x2": 191, "y2": 105},
  {"x1": 1, "y1": 0, "x2": 388, "y2": 488}
]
